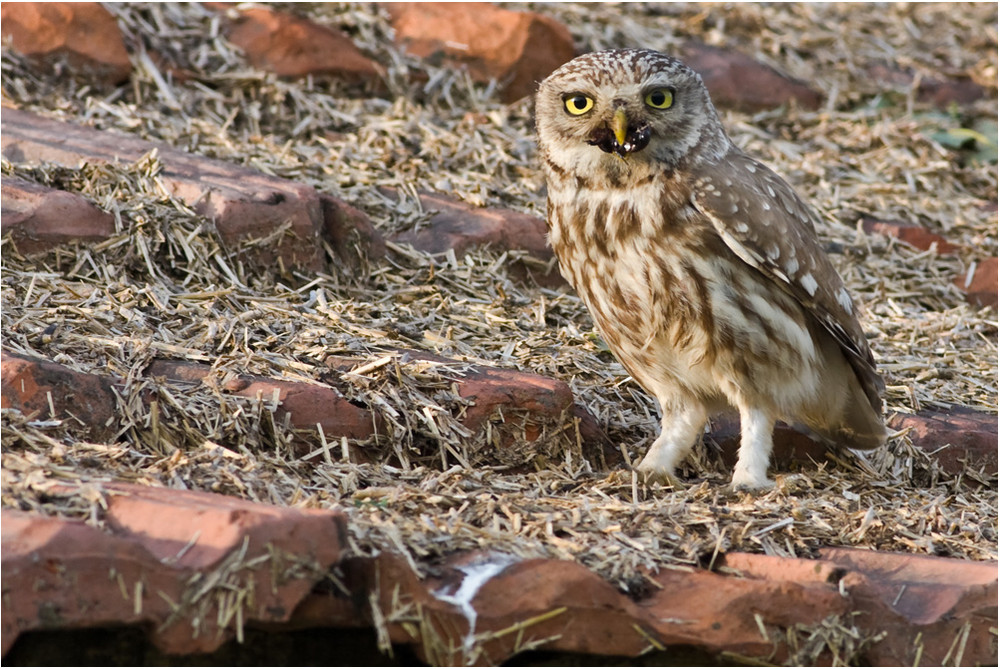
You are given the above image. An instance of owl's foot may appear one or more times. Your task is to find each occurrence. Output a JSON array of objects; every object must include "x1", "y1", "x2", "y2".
[
  {"x1": 729, "y1": 470, "x2": 775, "y2": 492},
  {"x1": 634, "y1": 462, "x2": 686, "y2": 489}
]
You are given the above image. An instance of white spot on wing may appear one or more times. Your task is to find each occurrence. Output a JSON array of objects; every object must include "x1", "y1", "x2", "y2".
[
  {"x1": 800, "y1": 272, "x2": 819, "y2": 297},
  {"x1": 836, "y1": 287, "x2": 854, "y2": 314}
]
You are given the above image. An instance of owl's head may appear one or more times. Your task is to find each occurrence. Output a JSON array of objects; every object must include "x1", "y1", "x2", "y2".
[{"x1": 536, "y1": 49, "x2": 729, "y2": 179}]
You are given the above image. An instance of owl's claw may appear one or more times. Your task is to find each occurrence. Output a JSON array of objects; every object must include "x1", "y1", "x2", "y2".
[{"x1": 634, "y1": 463, "x2": 686, "y2": 490}]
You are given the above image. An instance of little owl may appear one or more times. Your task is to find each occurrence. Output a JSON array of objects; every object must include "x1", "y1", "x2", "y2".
[{"x1": 535, "y1": 49, "x2": 885, "y2": 490}]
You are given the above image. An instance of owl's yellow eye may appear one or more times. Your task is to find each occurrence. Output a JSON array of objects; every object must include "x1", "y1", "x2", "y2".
[
  {"x1": 644, "y1": 88, "x2": 674, "y2": 109},
  {"x1": 563, "y1": 94, "x2": 594, "y2": 115}
]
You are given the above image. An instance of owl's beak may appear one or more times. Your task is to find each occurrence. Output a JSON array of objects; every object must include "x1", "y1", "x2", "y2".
[{"x1": 611, "y1": 108, "x2": 629, "y2": 148}]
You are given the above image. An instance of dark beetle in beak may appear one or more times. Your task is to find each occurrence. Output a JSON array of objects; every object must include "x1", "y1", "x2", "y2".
[{"x1": 588, "y1": 108, "x2": 652, "y2": 157}]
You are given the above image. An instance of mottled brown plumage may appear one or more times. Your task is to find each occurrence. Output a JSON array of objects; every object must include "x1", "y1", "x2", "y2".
[{"x1": 535, "y1": 49, "x2": 885, "y2": 489}]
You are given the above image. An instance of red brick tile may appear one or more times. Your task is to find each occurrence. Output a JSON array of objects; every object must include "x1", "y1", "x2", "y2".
[
  {"x1": 1, "y1": 485, "x2": 346, "y2": 655},
  {"x1": 1, "y1": 177, "x2": 116, "y2": 254},
  {"x1": 387, "y1": 2, "x2": 575, "y2": 103},
  {"x1": 0, "y1": 3, "x2": 131, "y2": 84}
]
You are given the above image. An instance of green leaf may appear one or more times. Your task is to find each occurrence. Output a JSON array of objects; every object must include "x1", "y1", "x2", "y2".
[
  {"x1": 927, "y1": 118, "x2": 998, "y2": 164},
  {"x1": 930, "y1": 127, "x2": 980, "y2": 149},
  {"x1": 584, "y1": 331, "x2": 611, "y2": 353},
  {"x1": 971, "y1": 119, "x2": 998, "y2": 163}
]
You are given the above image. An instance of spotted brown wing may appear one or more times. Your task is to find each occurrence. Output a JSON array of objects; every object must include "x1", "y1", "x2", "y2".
[{"x1": 690, "y1": 149, "x2": 884, "y2": 414}]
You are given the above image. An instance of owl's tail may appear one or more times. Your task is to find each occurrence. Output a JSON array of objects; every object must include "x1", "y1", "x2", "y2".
[
  {"x1": 806, "y1": 380, "x2": 887, "y2": 451},
  {"x1": 796, "y1": 336, "x2": 888, "y2": 451}
]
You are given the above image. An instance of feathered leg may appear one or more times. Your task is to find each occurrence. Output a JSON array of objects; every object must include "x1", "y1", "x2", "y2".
[
  {"x1": 635, "y1": 398, "x2": 707, "y2": 482},
  {"x1": 731, "y1": 405, "x2": 776, "y2": 490}
]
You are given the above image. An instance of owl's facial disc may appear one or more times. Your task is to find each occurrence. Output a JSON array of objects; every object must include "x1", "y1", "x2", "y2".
[{"x1": 587, "y1": 109, "x2": 651, "y2": 158}]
